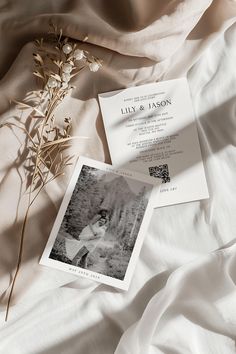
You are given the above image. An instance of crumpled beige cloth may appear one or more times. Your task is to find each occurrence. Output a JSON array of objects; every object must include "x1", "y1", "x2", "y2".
[{"x1": 0, "y1": 1, "x2": 236, "y2": 353}]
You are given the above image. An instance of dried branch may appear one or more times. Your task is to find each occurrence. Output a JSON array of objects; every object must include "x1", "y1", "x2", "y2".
[{"x1": 1, "y1": 23, "x2": 102, "y2": 321}]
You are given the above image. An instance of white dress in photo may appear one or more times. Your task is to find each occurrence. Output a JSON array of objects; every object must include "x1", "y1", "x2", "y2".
[{"x1": 64, "y1": 221, "x2": 106, "y2": 260}]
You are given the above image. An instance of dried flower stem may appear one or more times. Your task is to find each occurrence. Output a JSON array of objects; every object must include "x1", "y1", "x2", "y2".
[{"x1": 5, "y1": 205, "x2": 30, "y2": 321}]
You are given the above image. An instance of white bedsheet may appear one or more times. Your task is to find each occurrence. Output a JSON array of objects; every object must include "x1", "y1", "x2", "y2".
[{"x1": 0, "y1": 1, "x2": 236, "y2": 353}]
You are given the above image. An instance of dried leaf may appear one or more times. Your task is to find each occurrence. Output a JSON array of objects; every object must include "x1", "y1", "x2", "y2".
[
  {"x1": 32, "y1": 108, "x2": 45, "y2": 117},
  {"x1": 59, "y1": 144, "x2": 73, "y2": 150},
  {"x1": 50, "y1": 73, "x2": 61, "y2": 82},
  {"x1": 29, "y1": 114, "x2": 45, "y2": 119},
  {"x1": 33, "y1": 71, "x2": 45, "y2": 80},
  {"x1": 11, "y1": 99, "x2": 32, "y2": 109},
  {"x1": 12, "y1": 99, "x2": 45, "y2": 117},
  {"x1": 53, "y1": 60, "x2": 61, "y2": 67},
  {"x1": 33, "y1": 53, "x2": 44, "y2": 65}
]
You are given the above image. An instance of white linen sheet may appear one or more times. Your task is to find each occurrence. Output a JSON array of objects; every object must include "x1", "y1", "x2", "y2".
[{"x1": 0, "y1": 1, "x2": 236, "y2": 353}]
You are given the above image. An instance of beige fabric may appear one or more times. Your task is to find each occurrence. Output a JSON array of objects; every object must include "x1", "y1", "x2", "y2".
[{"x1": 0, "y1": 1, "x2": 236, "y2": 353}]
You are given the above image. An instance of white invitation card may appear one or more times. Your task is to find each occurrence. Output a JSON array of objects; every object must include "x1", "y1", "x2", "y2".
[{"x1": 99, "y1": 78, "x2": 209, "y2": 207}]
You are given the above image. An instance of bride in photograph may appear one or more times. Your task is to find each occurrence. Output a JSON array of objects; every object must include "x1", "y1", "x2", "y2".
[{"x1": 71, "y1": 217, "x2": 108, "y2": 268}]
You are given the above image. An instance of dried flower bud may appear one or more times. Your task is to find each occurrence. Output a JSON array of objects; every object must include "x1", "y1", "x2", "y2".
[
  {"x1": 62, "y1": 43, "x2": 72, "y2": 55},
  {"x1": 89, "y1": 62, "x2": 100, "y2": 72},
  {"x1": 74, "y1": 49, "x2": 84, "y2": 60},
  {"x1": 62, "y1": 73, "x2": 70, "y2": 82},
  {"x1": 62, "y1": 63, "x2": 73, "y2": 73},
  {"x1": 47, "y1": 77, "x2": 58, "y2": 88}
]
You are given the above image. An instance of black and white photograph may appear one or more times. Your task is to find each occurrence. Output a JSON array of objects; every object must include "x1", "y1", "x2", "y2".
[{"x1": 40, "y1": 157, "x2": 156, "y2": 289}]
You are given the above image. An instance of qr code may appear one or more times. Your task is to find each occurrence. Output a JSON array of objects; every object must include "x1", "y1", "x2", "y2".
[{"x1": 149, "y1": 164, "x2": 170, "y2": 183}]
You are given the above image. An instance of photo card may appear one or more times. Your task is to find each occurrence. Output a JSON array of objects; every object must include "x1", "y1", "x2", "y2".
[{"x1": 40, "y1": 157, "x2": 159, "y2": 290}]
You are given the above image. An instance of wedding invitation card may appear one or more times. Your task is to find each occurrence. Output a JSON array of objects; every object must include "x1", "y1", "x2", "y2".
[
  {"x1": 99, "y1": 78, "x2": 209, "y2": 207},
  {"x1": 40, "y1": 157, "x2": 159, "y2": 290}
]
